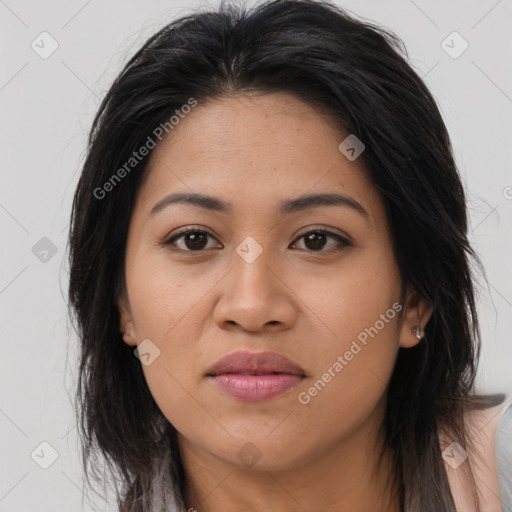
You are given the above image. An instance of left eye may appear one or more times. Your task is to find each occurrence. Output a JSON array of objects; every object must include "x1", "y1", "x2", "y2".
[
  {"x1": 163, "y1": 228, "x2": 350, "y2": 253},
  {"x1": 290, "y1": 230, "x2": 350, "y2": 252}
]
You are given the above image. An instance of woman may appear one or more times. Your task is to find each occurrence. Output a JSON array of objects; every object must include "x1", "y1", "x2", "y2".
[{"x1": 67, "y1": 0, "x2": 512, "y2": 510}]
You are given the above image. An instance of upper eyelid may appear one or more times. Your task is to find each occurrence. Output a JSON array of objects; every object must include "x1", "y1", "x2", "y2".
[{"x1": 167, "y1": 228, "x2": 219, "y2": 246}]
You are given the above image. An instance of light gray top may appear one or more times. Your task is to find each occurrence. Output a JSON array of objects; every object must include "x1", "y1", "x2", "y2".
[{"x1": 496, "y1": 399, "x2": 512, "y2": 512}]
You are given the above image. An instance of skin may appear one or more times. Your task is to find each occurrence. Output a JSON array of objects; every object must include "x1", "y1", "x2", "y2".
[{"x1": 118, "y1": 91, "x2": 433, "y2": 512}]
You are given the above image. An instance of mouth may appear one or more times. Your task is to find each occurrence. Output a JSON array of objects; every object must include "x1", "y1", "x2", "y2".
[
  {"x1": 206, "y1": 350, "x2": 306, "y2": 402},
  {"x1": 221, "y1": 371, "x2": 293, "y2": 375}
]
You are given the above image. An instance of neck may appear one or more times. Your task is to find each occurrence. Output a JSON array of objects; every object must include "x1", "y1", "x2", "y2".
[{"x1": 179, "y1": 402, "x2": 401, "y2": 512}]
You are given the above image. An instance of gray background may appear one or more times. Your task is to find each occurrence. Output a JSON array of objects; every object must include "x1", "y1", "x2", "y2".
[{"x1": 1, "y1": 0, "x2": 511, "y2": 510}]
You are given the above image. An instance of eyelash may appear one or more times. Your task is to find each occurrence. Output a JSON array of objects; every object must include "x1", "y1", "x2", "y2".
[{"x1": 161, "y1": 226, "x2": 351, "y2": 255}]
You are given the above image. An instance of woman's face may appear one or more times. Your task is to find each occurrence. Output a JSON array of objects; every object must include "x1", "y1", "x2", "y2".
[{"x1": 119, "y1": 92, "x2": 431, "y2": 471}]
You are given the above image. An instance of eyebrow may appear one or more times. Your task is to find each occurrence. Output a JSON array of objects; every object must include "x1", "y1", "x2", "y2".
[{"x1": 148, "y1": 192, "x2": 369, "y2": 219}]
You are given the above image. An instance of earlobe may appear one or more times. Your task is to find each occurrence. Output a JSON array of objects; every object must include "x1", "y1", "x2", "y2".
[
  {"x1": 118, "y1": 298, "x2": 137, "y2": 346},
  {"x1": 398, "y1": 286, "x2": 433, "y2": 349},
  {"x1": 121, "y1": 331, "x2": 137, "y2": 346}
]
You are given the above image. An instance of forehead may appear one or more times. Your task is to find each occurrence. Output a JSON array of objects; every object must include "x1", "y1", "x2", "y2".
[
  {"x1": 153, "y1": 92, "x2": 348, "y2": 169},
  {"x1": 135, "y1": 92, "x2": 381, "y2": 224}
]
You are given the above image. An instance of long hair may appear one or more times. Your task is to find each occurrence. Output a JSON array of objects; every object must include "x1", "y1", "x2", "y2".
[{"x1": 67, "y1": 1, "x2": 502, "y2": 510}]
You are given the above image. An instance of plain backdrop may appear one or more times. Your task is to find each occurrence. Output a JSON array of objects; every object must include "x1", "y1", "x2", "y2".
[{"x1": 1, "y1": 0, "x2": 511, "y2": 510}]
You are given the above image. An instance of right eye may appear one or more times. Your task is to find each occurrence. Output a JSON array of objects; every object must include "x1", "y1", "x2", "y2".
[{"x1": 163, "y1": 228, "x2": 222, "y2": 252}]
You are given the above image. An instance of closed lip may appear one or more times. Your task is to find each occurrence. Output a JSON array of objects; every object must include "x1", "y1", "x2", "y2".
[{"x1": 206, "y1": 350, "x2": 306, "y2": 377}]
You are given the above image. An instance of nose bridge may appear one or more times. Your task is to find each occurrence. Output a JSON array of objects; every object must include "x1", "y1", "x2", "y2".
[
  {"x1": 232, "y1": 234, "x2": 277, "y2": 300},
  {"x1": 213, "y1": 234, "x2": 296, "y2": 332}
]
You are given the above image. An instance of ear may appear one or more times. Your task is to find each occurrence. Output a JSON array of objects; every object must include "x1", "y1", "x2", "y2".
[
  {"x1": 398, "y1": 285, "x2": 433, "y2": 349},
  {"x1": 118, "y1": 297, "x2": 137, "y2": 346}
]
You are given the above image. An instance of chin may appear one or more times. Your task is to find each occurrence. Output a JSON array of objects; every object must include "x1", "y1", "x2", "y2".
[{"x1": 210, "y1": 430, "x2": 312, "y2": 472}]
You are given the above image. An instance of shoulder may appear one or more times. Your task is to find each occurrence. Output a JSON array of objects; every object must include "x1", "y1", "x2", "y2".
[{"x1": 440, "y1": 397, "x2": 512, "y2": 512}]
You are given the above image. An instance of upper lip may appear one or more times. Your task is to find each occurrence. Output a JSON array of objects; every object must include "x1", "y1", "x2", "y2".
[{"x1": 206, "y1": 350, "x2": 306, "y2": 376}]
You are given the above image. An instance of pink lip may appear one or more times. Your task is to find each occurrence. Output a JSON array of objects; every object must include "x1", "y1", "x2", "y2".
[{"x1": 206, "y1": 350, "x2": 306, "y2": 402}]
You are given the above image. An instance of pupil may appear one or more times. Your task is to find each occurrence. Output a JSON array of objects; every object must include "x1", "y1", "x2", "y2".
[
  {"x1": 305, "y1": 232, "x2": 326, "y2": 250},
  {"x1": 186, "y1": 232, "x2": 207, "y2": 250}
]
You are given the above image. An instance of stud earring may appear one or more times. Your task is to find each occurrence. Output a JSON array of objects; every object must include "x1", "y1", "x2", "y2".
[{"x1": 412, "y1": 325, "x2": 424, "y2": 341}]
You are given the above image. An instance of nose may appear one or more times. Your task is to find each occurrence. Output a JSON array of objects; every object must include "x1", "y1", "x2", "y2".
[{"x1": 212, "y1": 241, "x2": 298, "y2": 334}]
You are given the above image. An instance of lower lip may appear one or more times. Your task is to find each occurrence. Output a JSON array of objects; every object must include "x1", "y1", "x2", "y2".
[{"x1": 209, "y1": 373, "x2": 304, "y2": 401}]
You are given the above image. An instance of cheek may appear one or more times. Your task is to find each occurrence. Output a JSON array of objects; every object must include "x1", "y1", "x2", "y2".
[
  {"x1": 292, "y1": 265, "x2": 401, "y2": 448},
  {"x1": 293, "y1": 240, "x2": 401, "y2": 354},
  {"x1": 126, "y1": 257, "x2": 216, "y2": 430},
  {"x1": 127, "y1": 249, "x2": 211, "y2": 340},
  {"x1": 292, "y1": 244, "x2": 401, "y2": 408},
  {"x1": 297, "y1": 312, "x2": 400, "y2": 409}
]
